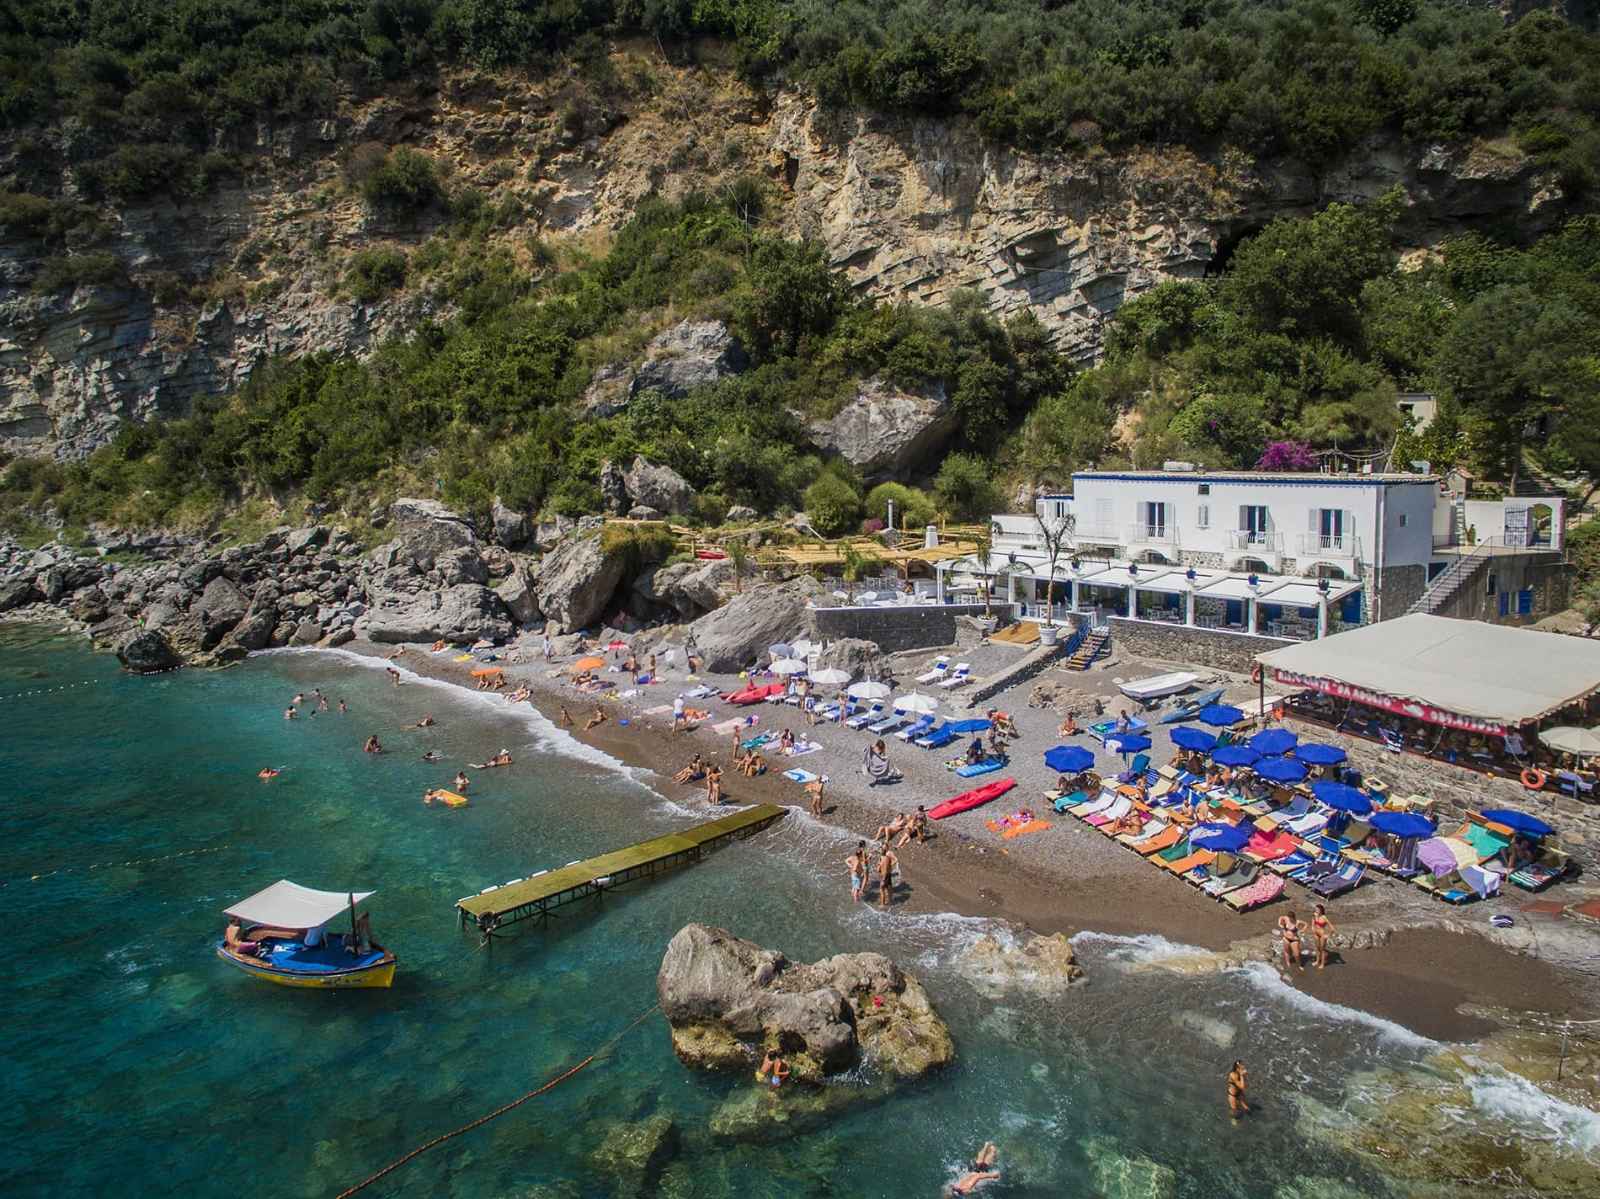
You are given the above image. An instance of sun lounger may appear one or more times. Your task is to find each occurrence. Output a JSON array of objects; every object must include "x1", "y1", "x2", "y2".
[
  {"x1": 955, "y1": 758, "x2": 1006, "y2": 778},
  {"x1": 1241, "y1": 829, "x2": 1299, "y2": 863},
  {"x1": 1413, "y1": 868, "x2": 1479, "y2": 904},
  {"x1": 1052, "y1": 789, "x2": 1088, "y2": 814},
  {"x1": 868, "y1": 713, "x2": 907, "y2": 735},
  {"x1": 1162, "y1": 848, "x2": 1216, "y2": 875},
  {"x1": 1268, "y1": 848, "x2": 1314, "y2": 876},
  {"x1": 937, "y1": 664, "x2": 972, "y2": 689},
  {"x1": 895, "y1": 715, "x2": 935, "y2": 742},
  {"x1": 1210, "y1": 861, "x2": 1259, "y2": 897},
  {"x1": 1130, "y1": 824, "x2": 1185, "y2": 855},
  {"x1": 917, "y1": 726, "x2": 958, "y2": 750},
  {"x1": 915, "y1": 658, "x2": 951, "y2": 684},
  {"x1": 1070, "y1": 791, "x2": 1117, "y2": 818},
  {"x1": 1308, "y1": 859, "x2": 1365, "y2": 898},
  {"x1": 1221, "y1": 873, "x2": 1285, "y2": 910},
  {"x1": 1085, "y1": 796, "x2": 1133, "y2": 826},
  {"x1": 811, "y1": 702, "x2": 840, "y2": 721},
  {"x1": 846, "y1": 704, "x2": 885, "y2": 730},
  {"x1": 1115, "y1": 817, "x2": 1165, "y2": 846},
  {"x1": 1509, "y1": 847, "x2": 1573, "y2": 892}
]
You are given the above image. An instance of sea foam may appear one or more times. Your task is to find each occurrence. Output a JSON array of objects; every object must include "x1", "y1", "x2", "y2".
[
  {"x1": 1462, "y1": 1060, "x2": 1600, "y2": 1155},
  {"x1": 1232, "y1": 961, "x2": 1437, "y2": 1050}
]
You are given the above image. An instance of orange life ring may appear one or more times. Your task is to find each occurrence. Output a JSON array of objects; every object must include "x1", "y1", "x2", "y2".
[
  {"x1": 1521, "y1": 768, "x2": 1547, "y2": 791},
  {"x1": 1250, "y1": 664, "x2": 1263, "y2": 685}
]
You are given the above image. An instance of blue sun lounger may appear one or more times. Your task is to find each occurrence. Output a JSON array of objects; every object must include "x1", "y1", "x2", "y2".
[
  {"x1": 917, "y1": 724, "x2": 958, "y2": 749},
  {"x1": 895, "y1": 715, "x2": 935, "y2": 742}
]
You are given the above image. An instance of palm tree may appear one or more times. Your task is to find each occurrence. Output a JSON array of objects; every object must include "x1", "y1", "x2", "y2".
[
  {"x1": 1034, "y1": 508, "x2": 1076, "y2": 627},
  {"x1": 973, "y1": 521, "x2": 999, "y2": 618}
]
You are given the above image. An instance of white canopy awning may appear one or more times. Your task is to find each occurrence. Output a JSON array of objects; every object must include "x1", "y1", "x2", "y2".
[
  {"x1": 1258, "y1": 579, "x2": 1360, "y2": 608},
  {"x1": 1195, "y1": 576, "x2": 1263, "y2": 602},
  {"x1": 1257, "y1": 614, "x2": 1600, "y2": 727},
  {"x1": 224, "y1": 881, "x2": 373, "y2": 929},
  {"x1": 1129, "y1": 568, "x2": 1204, "y2": 595}
]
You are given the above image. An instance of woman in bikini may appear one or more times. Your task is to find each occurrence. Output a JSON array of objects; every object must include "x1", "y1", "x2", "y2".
[
  {"x1": 1311, "y1": 903, "x2": 1335, "y2": 969},
  {"x1": 673, "y1": 755, "x2": 705, "y2": 784},
  {"x1": 705, "y1": 762, "x2": 724, "y2": 805},
  {"x1": 1227, "y1": 1061, "x2": 1250, "y2": 1119},
  {"x1": 846, "y1": 842, "x2": 868, "y2": 902},
  {"x1": 1278, "y1": 910, "x2": 1306, "y2": 973}
]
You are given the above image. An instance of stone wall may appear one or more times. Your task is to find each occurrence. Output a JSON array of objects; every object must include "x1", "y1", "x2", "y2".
[
  {"x1": 812, "y1": 602, "x2": 1017, "y2": 654},
  {"x1": 1434, "y1": 552, "x2": 1571, "y2": 626},
  {"x1": 1281, "y1": 717, "x2": 1599, "y2": 874},
  {"x1": 1108, "y1": 617, "x2": 1290, "y2": 673},
  {"x1": 1373, "y1": 563, "x2": 1427, "y2": 622}
]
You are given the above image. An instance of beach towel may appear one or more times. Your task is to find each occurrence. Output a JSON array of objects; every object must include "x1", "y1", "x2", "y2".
[
  {"x1": 1085, "y1": 796, "x2": 1133, "y2": 827},
  {"x1": 1221, "y1": 874, "x2": 1285, "y2": 911},
  {"x1": 1072, "y1": 791, "x2": 1119, "y2": 818},
  {"x1": 781, "y1": 769, "x2": 827, "y2": 785},
  {"x1": 683, "y1": 684, "x2": 717, "y2": 699},
  {"x1": 785, "y1": 741, "x2": 822, "y2": 757},
  {"x1": 1002, "y1": 819, "x2": 1053, "y2": 839},
  {"x1": 1131, "y1": 825, "x2": 1184, "y2": 856},
  {"x1": 986, "y1": 810, "x2": 1034, "y2": 833},
  {"x1": 1242, "y1": 829, "x2": 1298, "y2": 862},
  {"x1": 1162, "y1": 848, "x2": 1216, "y2": 874},
  {"x1": 1460, "y1": 863, "x2": 1503, "y2": 899},
  {"x1": 1051, "y1": 790, "x2": 1087, "y2": 814},
  {"x1": 1463, "y1": 824, "x2": 1512, "y2": 861},
  {"x1": 741, "y1": 732, "x2": 774, "y2": 751}
]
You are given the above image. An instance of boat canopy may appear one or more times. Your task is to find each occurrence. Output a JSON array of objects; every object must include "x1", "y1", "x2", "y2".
[{"x1": 224, "y1": 881, "x2": 374, "y2": 930}]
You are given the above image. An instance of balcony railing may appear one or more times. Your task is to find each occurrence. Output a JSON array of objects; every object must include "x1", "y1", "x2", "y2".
[
  {"x1": 1126, "y1": 523, "x2": 1178, "y2": 546},
  {"x1": 1227, "y1": 529, "x2": 1282, "y2": 553},
  {"x1": 1297, "y1": 532, "x2": 1361, "y2": 557},
  {"x1": 1073, "y1": 523, "x2": 1121, "y2": 543}
]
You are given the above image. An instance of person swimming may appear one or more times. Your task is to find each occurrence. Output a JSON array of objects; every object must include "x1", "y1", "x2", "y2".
[
  {"x1": 421, "y1": 750, "x2": 443, "y2": 763},
  {"x1": 949, "y1": 1143, "x2": 1000, "y2": 1194},
  {"x1": 257, "y1": 767, "x2": 280, "y2": 780}
]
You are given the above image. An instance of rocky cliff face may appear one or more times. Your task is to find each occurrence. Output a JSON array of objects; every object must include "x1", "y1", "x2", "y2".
[{"x1": 0, "y1": 59, "x2": 1567, "y2": 458}]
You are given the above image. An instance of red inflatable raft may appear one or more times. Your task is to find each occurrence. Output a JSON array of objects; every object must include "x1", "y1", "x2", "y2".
[{"x1": 928, "y1": 777, "x2": 1016, "y2": 820}]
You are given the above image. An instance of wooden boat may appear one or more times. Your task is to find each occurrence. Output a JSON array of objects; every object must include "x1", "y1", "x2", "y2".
[
  {"x1": 1160, "y1": 686, "x2": 1227, "y2": 723},
  {"x1": 1119, "y1": 671, "x2": 1199, "y2": 701},
  {"x1": 216, "y1": 880, "x2": 396, "y2": 989}
]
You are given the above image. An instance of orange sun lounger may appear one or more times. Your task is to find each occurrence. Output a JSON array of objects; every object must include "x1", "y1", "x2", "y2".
[
  {"x1": 1161, "y1": 848, "x2": 1216, "y2": 874},
  {"x1": 1130, "y1": 825, "x2": 1184, "y2": 855}
]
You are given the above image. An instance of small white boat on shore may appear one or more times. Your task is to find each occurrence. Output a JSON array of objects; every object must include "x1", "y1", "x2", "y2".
[{"x1": 1119, "y1": 672, "x2": 1199, "y2": 701}]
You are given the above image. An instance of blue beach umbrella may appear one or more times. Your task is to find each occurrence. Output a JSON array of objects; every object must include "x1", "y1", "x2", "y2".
[
  {"x1": 946, "y1": 718, "x2": 992, "y2": 735},
  {"x1": 1198, "y1": 704, "x2": 1245, "y2": 727},
  {"x1": 1189, "y1": 822, "x2": 1251, "y2": 852},
  {"x1": 1481, "y1": 809, "x2": 1556, "y2": 838},
  {"x1": 1370, "y1": 810, "x2": 1436, "y2": 838},
  {"x1": 1249, "y1": 728, "x2": 1299, "y2": 756},
  {"x1": 1311, "y1": 780, "x2": 1373, "y2": 814},
  {"x1": 1044, "y1": 745, "x2": 1096, "y2": 773},
  {"x1": 1294, "y1": 742, "x2": 1346, "y2": 767},
  {"x1": 1211, "y1": 745, "x2": 1260, "y2": 768},
  {"x1": 1253, "y1": 755, "x2": 1308, "y2": 784},
  {"x1": 1107, "y1": 734, "x2": 1152, "y2": 756},
  {"x1": 1170, "y1": 726, "x2": 1218, "y2": 753}
]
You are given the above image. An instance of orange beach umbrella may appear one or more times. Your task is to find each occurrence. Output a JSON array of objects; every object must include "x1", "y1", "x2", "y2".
[
  {"x1": 571, "y1": 656, "x2": 606, "y2": 672},
  {"x1": 470, "y1": 666, "x2": 505, "y2": 678}
]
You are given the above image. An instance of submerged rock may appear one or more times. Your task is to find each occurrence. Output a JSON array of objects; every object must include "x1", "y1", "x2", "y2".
[
  {"x1": 960, "y1": 932, "x2": 1086, "y2": 998},
  {"x1": 586, "y1": 1114, "x2": 678, "y2": 1196},
  {"x1": 1082, "y1": 1135, "x2": 1179, "y2": 1199}
]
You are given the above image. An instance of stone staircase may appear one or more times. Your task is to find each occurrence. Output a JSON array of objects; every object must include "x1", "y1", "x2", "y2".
[
  {"x1": 1063, "y1": 627, "x2": 1110, "y2": 670},
  {"x1": 1407, "y1": 540, "x2": 1494, "y2": 616}
]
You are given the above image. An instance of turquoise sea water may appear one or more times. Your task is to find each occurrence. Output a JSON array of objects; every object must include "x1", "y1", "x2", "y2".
[{"x1": 1, "y1": 627, "x2": 1591, "y2": 1198}]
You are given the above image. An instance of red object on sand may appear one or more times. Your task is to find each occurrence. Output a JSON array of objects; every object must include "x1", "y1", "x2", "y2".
[
  {"x1": 696, "y1": 550, "x2": 728, "y2": 560},
  {"x1": 928, "y1": 778, "x2": 1016, "y2": 820},
  {"x1": 725, "y1": 682, "x2": 785, "y2": 705}
]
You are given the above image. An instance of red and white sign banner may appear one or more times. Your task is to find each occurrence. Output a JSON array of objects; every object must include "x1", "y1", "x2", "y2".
[{"x1": 1270, "y1": 669, "x2": 1507, "y2": 736}]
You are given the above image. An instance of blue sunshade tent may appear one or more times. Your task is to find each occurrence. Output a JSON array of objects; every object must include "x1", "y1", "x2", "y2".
[
  {"x1": 1107, "y1": 734, "x2": 1152, "y2": 756},
  {"x1": 946, "y1": 718, "x2": 992, "y2": 735},
  {"x1": 1198, "y1": 705, "x2": 1244, "y2": 727},
  {"x1": 1370, "y1": 810, "x2": 1436, "y2": 838},
  {"x1": 1044, "y1": 745, "x2": 1096, "y2": 773},
  {"x1": 1170, "y1": 727, "x2": 1218, "y2": 752},
  {"x1": 1249, "y1": 728, "x2": 1299, "y2": 756},
  {"x1": 1189, "y1": 822, "x2": 1251, "y2": 851},
  {"x1": 1481, "y1": 809, "x2": 1556, "y2": 838},
  {"x1": 1254, "y1": 755, "x2": 1308, "y2": 784},
  {"x1": 1211, "y1": 745, "x2": 1260, "y2": 767},
  {"x1": 1311, "y1": 780, "x2": 1373, "y2": 814},
  {"x1": 1294, "y1": 742, "x2": 1346, "y2": 767}
]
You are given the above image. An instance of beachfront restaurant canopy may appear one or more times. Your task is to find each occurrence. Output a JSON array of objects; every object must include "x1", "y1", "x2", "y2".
[{"x1": 1255, "y1": 613, "x2": 1600, "y2": 735}]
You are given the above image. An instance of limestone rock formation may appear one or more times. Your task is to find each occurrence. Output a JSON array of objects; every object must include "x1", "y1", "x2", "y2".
[
  {"x1": 958, "y1": 932, "x2": 1086, "y2": 998},
  {"x1": 685, "y1": 577, "x2": 821, "y2": 672},
  {"x1": 493, "y1": 561, "x2": 541, "y2": 625},
  {"x1": 528, "y1": 526, "x2": 625, "y2": 632},
  {"x1": 384, "y1": 498, "x2": 477, "y2": 570},
  {"x1": 624, "y1": 456, "x2": 696, "y2": 516},
  {"x1": 365, "y1": 583, "x2": 512, "y2": 644},
  {"x1": 657, "y1": 923, "x2": 954, "y2": 1085},
  {"x1": 116, "y1": 629, "x2": 181, "y2": 673},
  {"x1": 586, "y1": 1115, "x2": 678, "y2": 1195},
  {"x1": 634, "y1": 558, "x2": 732, "y2": 622},
  {"x1": 805, "y1": 378, "x2": 956, "y2": 480},
  {"x1": 583, "y1": 320, "x2": 747, "y2": 417},
  {"x1": 816, "y1": 637, "x2": 886, "y2": 681},
  {"x1": 490, "y1": 499, "x2": 530, "y2": 548}
]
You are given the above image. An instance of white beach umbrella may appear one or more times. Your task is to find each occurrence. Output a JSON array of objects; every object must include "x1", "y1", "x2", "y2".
[
  {"x1": 811, "y1": 668, "x2": 851, "y2": 687},
  {"x1": 1540, "y1": 726, "x2": 1600, "y2": 756},
  {"x1": 767, "y1": 642, "x2": 795, "y2": 659},
  {"x1": 792, "y1": 639, "x2": 817, "y2": 656},
  {"x1": 771, "y1": 658, "x2": 808, "y2": 675},
  {"x1": 894, "y1": 692, "x2": 939, "y2": 715},
  {"x1": 848, "y1": 681, "x2": 891, "y2": 700}
]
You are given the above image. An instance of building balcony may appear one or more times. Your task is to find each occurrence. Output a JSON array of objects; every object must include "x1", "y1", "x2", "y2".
[
  {"x1": 1296, "y1": 532, "x2": 1362, "y2": 560},
  {"x1": 1225, "y1": 529, "x2": 1282, "y2": 569},
  {"x1": 1125, "y1": 523, "x2": 1179, "y2": 547},
  {"x1": 1072, "y1": 522, "x2": 1122, "y2": 545}
]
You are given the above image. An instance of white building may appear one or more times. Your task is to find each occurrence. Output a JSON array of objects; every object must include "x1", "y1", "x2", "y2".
[{"x1": 936, "y1": 465, "x2": 1564, "y2": 642}]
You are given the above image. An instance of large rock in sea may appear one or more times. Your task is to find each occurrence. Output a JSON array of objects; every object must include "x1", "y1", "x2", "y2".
[
  {"x1": 116, "y1": 629, "x2": 181, "y2": 673},
  {"x1": 529, "y1": 526, "x2": 625, "y2": 633},
  {"x1": 657, "y1": 923, "x2": 954, "y2": 1085},
  {"x1": 685, "y1": 578, "x2": 821, "y2": 672},
  {"x1": 804, "y1": 377, "x2": 956, "y2": 480},
  {"x1": 366, "y1": 584, "x2": 512, "y2": 644}
]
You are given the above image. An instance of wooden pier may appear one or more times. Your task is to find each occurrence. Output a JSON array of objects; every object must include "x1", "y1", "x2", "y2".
[{"x1": 455, "y1": 803, "x2": 787, "y2": 931}]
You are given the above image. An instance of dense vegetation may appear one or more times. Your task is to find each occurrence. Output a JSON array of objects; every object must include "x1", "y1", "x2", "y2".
[{"x1": 4, "y1": 2, "x2": 1600, "y2": 198}]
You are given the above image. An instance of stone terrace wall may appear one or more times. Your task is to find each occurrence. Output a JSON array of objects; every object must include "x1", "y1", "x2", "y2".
[
  {"x1": 1283, "y1": 717, "x2": 1600, "y2": 874},
  {"x1": 812, "y1": 603, "x2": 1016, "y2": 654},
  {"x1": 1109, "y1": 617, "x2": 1290, "y2": 674}
]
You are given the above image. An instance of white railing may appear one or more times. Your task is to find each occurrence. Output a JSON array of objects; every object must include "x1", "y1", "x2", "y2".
[
  {"x1": 1126, "y1": 523, "x2": 1178, "y2": 546},
  {"x1": 1227, "y1": 529, "x2": 1282, "y2": 553},
  {"x1": 1297, "y1": 532, "x2": 1361, "y2": 557},
  {"x1": 1073, "y1": 522, "x2": 1121, "y2": 542}
]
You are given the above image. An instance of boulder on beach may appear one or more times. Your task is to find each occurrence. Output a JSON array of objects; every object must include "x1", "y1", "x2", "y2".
[
  {"x1": 384, "y1": 498, "x2": 477, "y2": 569},
  {"x1": 657, "y1": 923, "x2": 954, "y2": 1085},
  {"x1": 959, "y1": 932, "x2": 1086, "y2": 998},
  {"x1": 529, "y1": 526, "x2": 625, "y2": 633},
  {"x1": 685, "y1": 578, "x2": 821, "y2": 672},
  {"x1": 366, "y1": 583, "x2": 513, "y2": 644},
  {"x1": 115, "y1": 628, "x2": 181, "y2": 673}
]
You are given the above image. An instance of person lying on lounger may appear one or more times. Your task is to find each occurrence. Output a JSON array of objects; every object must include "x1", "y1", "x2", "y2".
[
  {"x1": 673, "y1": 754, "x2": 705, "y2": 783},
  {"x1": 1107, "y1": 809, "x2": 1144, "y2": 837}
]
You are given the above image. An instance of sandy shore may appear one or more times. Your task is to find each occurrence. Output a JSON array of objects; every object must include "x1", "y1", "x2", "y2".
[{"x1": 342, "y1": 636, "x2": 1598, "y2": 1043}]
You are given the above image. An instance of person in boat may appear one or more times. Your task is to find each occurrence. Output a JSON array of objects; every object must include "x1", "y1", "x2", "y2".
[
  {"x1": 673, "y1": 754, "x2": 705, "y2": 784},
  {"x1": 894, "y1": 806, "x2": 928, "y2": 847},
  {"x1": 348, "y1": 911, "x2": 373, "y2": 955},
  {"x1": 1115, "y1": 709, "x2": 1132, "y2": 733},
  {"x1": 363, "y1": 735, "x2": 383, "y2": 754},
  {"x1": 414, "y1": 714, "x2": 435, "y2": 728},
  {"x1": 950, "y1": 1143, "x2": 1001, "y2": 1195},
  {"x1": 584, "y1": 707, "x2": 608, "y2": 731},
  {"x1": 223, "y1": 917, "x2": 261, "y2": 957},
  {"x1": 454, "y1": 771, "x2": 470, "y2": 793}
]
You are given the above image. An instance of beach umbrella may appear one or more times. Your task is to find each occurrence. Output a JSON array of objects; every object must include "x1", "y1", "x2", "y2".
[
  {"x1": 1480, "y1": 809, "x2": 1556, "y2": 838},
  {"x1": 1310, "y1": 780, "x2": 1372, "y2": 814},
  {"x1": 1371, "y1": 811, "x2": 1436, "y2": 838},
  {"x1": 1198, "y1": 704, "x2": 1245, "y2": 727},
  {"x1": 895, "y1": 692, "x2": 940, "y2": 715},
  {"x1": 857, "y1": 592, "x2": 878, "y2": 603},
  {"x1": 1249, "y1": 728, "x2": 1298, "y2": 756},
  {"x1": 767, "y1": 642, "x2": 795, "y2": 660},
  {"x1": 1189, "y1": 822, "x2": 1251, "y2": 852},
  {"x1": 771, "y1": 658, "x2": 807, "y2": 675},
  {"x1": 1539, "y1": 726, "x2": 1600, "y2": 756},
  {"x1": 1294, "y1": 742, "x2": 1346, "y2": 767},
  {"x1": 848, "y1": 681, "x2": 891, "y2": 700},
  {"x1": 1170, "y1": 727, "x2": 1218, "y2": 753},
  {"x1": 1211, "y1": 745, "x2": 1260, "y2": 767},
  {"x1": 792, "y1": 639, "x2": 817, "y2": 657},
  {"x1": 810, "y1": 668, "x2": 851, "y2": 687},
  {"x1": 946, "y1": 718, "x2": 992, "y2": 735},
  {"x1": 571, "y1": 656, "x2": 605, "y2": 672},
  {"x1": 1253, "y1": 755, "x2": 1307, "y2": 784},
  {"x1": 1044, "y1": 745, "x2": 1096, "y2": 773},
  {"x1": 1107, "y1": 733, "x2": 1152, "y2": 756}
]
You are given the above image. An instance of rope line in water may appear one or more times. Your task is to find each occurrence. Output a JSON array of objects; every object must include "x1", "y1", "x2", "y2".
[
  {"x1": 12, "y1": 844, "x2": 232, "y2": 886},
  {"x1": 0, "y1": 679, "x2": 101, "y2": 699},
  {"x1": 334, "y1": 1002, "x2": 662, "y2": 1199}
]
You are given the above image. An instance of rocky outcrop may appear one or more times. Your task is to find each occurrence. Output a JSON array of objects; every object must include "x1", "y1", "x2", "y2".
[
  {"x1": 115, "y1": 629, "x2": 180, "y2": 673},
  {"x1": 623, "y1": 456, "x2": 696, "y2": 516},
  {"x1": 366, "y1": 582, "x2": 511, "y2": 643},
  {"x1": 958, "y1": 932, "x2": 1085, "y2": 998},
  {"x1": 583, "y1": 320, "x2": 747, "y2": 417},
  {"x1": 634, "y1": 558, "x2": 733, "y2": 622},
  {"x1": 816, "y1": 637, "x2": 887, "y2": 681},
  {"x1": 493, "y1": 560, "x2": 541, "y2": 625},
  {"x1": 686, "y1": 576, "x2": 821, "y2": 672},
  {"x1": 490, "y1": 499, "x2": 530, "y2": 548},
  {"x1": 384, "y1": 499, "x2": 477, "y2": 569},
  {"x1": 804, "y1": 378, "x2": 956, "y2": 480},
  {"x1": 657, "y1": 924, "x2": 954, "y2": 1084},
  {"x1": 528, "y1": 524, "x2": 625, "y2": 632}
]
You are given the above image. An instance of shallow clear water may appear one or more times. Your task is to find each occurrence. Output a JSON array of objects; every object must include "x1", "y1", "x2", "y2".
[{"x1": 0, "y1": 629, "x2": 1581, "y2": 1197}]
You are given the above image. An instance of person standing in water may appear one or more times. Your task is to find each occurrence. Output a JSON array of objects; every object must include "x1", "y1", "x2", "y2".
[
  {"x1": 846, "y1": 842, "x2": 868, "y2": 902},
  {"x1": 877, "y1": 845, "x2": 898, "y2": 909},
  {"x1": 1227, "y1": 1061, "x2": 1250, "y2": 1119}
]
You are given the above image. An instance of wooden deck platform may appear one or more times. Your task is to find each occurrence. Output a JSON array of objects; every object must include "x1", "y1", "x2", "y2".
[{"x1": 455, "y1": 803, "x2": 787, "y2": 930}]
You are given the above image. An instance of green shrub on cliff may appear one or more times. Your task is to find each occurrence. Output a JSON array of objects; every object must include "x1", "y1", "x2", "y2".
[{"x1": 344, "y1": 248, "x2": 409, "y2": 302}]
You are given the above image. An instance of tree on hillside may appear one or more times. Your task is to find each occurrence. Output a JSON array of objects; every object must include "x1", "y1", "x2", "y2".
[{"x1": 733, "y1": 240, "x2": 849, "y2": 359}]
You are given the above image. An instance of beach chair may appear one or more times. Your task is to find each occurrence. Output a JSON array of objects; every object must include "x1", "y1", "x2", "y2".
[
  {"x1": 1221, "y1": 873, "x2": 1285, "y2": 911},
  {"x1": 1162, "y1": 847, "x2": 1216, "y2": 875},
  {"x1": 1413, "y1": 868, "x2": 1479, "y2": 904},
  {"x1": 917, "y1": 725, "x2": 959, "y2": 750},
  {"x1": 846, "y1": 704, "x2": 884, "y2": 730},
  {"x1": 811, "y1": 701, "x2": 840, "y2": 722},
  {"x1": 895, "y1": 715, "x2": 935, "y2": 742},
  {"x1": 1508, "y1": 846, "x2": 1574, "y2": 892},
  {"x1": 1052, "y1": 790, "x2": 1088, "y2": 814},
  {"x1": 1131, "y1": 824, "x2": 1185, "y2": 856},
  {"x1": 868, "y1": 712, "x2": 907, "y2": 736},
  {"x1": 937, "y1": 663, "x2": 972, "y2": 689},
  {"x1": 915, "y1": 657, "x2": 951, "y2": 684},
  {"x1": 1116, "y1": 752, "x2": 1151, "y2": 784},
  {"x1": 1308, "y1": 859, "x2": 1365, "y2": 898}
]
